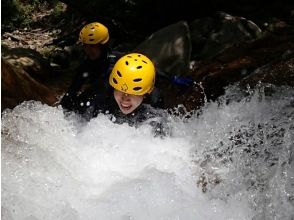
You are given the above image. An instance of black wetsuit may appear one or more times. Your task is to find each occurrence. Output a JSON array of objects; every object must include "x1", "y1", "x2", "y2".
[
  {"x1": 92, "y1": 96, "x2": 170, "y2": 137},
  {"x1": 60, "y1": 49, "x2": 121, "y2": 114}
]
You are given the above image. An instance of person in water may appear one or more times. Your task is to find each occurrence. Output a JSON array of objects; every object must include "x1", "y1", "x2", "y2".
[
  {"x1": 93, "y1": 53, "x2": 170, "y2": 136},
  {"x1": 60, "y1": 22, "x2": 121, "y2": 114},
  {"x1": 60, "y1": 22, "x2": 195, "y2": 119}
]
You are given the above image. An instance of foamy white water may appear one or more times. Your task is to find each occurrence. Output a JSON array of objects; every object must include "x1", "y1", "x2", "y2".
[{"x1": 2, "y1": 85, "x2": 294, "y2": 220}]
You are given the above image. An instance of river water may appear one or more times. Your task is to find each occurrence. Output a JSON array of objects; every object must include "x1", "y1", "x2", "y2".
[{"x1": 2, "y1": 85, "x2": 294, "y2": 220}]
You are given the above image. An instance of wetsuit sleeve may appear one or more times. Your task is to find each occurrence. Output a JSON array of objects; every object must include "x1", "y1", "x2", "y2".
[
  {"x1": 66, "y1": 63, "x2": 89, "y2": 96},
  {"x1": 60, "y1": 64, "x2": 87, "y2": 110}
]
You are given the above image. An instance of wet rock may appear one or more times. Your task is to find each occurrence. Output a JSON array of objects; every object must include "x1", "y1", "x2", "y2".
[
  {"x1": 186, "y1": 26, "x2": 294, "y2": 109},
  {"x1": 1, "y1": 58, "x2": 58, "y2": 111},
  {"x1": 239, "y1": 57, "x2": 294, "y2": 88},
  {"x1": 135, "y1": 21, "x2": 191, "y2": 76},
  {"x1": 190, "y1": 12, "x2": 262, "y2": 60},
  {"x1": 2, "y1": 46, "x2": 54, "y2": 85}
]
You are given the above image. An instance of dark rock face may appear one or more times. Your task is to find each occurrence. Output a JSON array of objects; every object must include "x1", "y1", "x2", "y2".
[
  {"x1": 239, "y1": 57, "x2": 294, "y2": 88},
  {"x1": 135, "y1": 21, "x2": 192, "y2": 76},
  {"x1": 1, "y1": 59, "x2": 58, "y2": 111},
  {"x1": 2, "y1": 47, "x2": 54, "y2": 84},
  {"x1": 190, "y1": 12, "x2": 262, "y2": 60},
  {"x1": 185, "y1": 25, "x2": 294, "y2": 109}
]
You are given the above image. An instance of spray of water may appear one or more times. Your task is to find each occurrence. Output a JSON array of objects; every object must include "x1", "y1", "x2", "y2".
[{"x1": 2, "y1": 85, "x2": 294, "y2": 220}]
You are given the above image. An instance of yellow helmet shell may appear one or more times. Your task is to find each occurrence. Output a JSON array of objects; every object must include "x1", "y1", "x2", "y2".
[
  {"x1": 109, "y1": 53, "x2": 156, "y2": 95},
  {"x1": 79, "y1": 22, "x2": 109, "y2": 45}
]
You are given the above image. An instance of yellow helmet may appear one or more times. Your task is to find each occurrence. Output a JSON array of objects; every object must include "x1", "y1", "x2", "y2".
[
  {"x1": 109, "y1": 53, "x2": 156, "y2": 95},
  {"x1": 79, "y1": 22, "x2": 109, "y2": 45}
]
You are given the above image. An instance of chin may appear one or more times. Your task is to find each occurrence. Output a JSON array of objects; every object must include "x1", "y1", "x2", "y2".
[
  {"x1": 119, "y1": 106, "x2": 135, "y2": 115},
  {"x1": 120, "y1": 109, "x2": 133, "y2": 115}
]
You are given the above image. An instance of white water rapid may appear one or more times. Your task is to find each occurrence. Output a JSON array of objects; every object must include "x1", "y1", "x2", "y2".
[{"x1": 2, "y1": 85, "x2": 294, "y2": 220}]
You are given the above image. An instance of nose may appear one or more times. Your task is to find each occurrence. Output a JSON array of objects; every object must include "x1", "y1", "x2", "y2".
[
  {"x1": 121, "y1": 93, "x2": 129, "y2": 99},
  {"x1": 122, "y1": 93, "x2": 130, "y2": 100}
]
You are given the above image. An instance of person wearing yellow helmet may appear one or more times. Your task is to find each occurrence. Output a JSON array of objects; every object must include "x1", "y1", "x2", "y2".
[
  {"x1": 60, "y1": 22, "x2": 122, "y2": 115},
  {"x1": 79, "y1": 22, "x2": 110, "y2": 60},
  {"x1": 90, "y1": 53, "x2": 169, "y2": 136},
  {"x1": 108, "y1": 53, "x2": 156, "y2": 115}
]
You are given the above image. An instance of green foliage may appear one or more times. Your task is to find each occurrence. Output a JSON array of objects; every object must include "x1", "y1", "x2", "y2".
[
  {"x1": 2, "y1": 0, "x2": 62, "y2": 29},
  {"x1": 49, "y1": 2, "x2": 66, "y2": 23},
  {"x1": 2, "y1": 0, "x2": 21, "y2": 27},
  {"x1": 3, "y1": 0, "x2": 30, "y2": 28}
]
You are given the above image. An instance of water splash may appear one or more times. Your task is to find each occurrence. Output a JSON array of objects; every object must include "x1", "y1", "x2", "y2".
[{"x1": 2, "y1": 86, "x2": 294, "y2": 220}]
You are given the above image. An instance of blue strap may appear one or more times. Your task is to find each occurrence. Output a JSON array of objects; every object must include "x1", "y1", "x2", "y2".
[{"x1": 171, "y1": 75, "x2": 195, "y2": 87}]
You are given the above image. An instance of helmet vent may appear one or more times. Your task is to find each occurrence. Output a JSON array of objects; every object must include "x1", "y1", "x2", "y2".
[
  {"x1": 117, "y1": 71, "x2": 122, "y2": 77},
  {"x1": 112, "y1": 78, "x2": 118, "y2": 84},
  {"x1": 142, "y1": 60, "x2": 147, "y2": 64},
  {"x1": 136, "y1": 66, "x2": 142, "y2": 69},
  {"x1": 89, "y1": 39, "x2": 95, "y2": 42},
  {"x1": 133, "y1": 78, "x2": 142, "y2": 82},
  {"x1": 133, "y1": 87, "x2": 142, "y2": 91},
  {"x1": 127, "y1": 55, "x2": 132, "y2": 58},
  {"x1": 89, "y1": 34, "x2": 94, "y2": 36},
  {"x1": 125, "y1": 61, "x2": 129, "y2": 65}
]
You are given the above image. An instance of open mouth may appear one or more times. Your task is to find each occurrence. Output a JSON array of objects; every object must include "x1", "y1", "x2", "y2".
[{"x1": 120, "y1": 103, "x2": 132, "y2": 111}]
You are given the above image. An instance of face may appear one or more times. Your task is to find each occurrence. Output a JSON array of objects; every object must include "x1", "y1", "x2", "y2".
[
  {"x1": 83, "y1": 44, "x2": 103, "y2": 60},
  {"x1": 114, "y1": 90, "x2": 144, "y2": 115}
]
